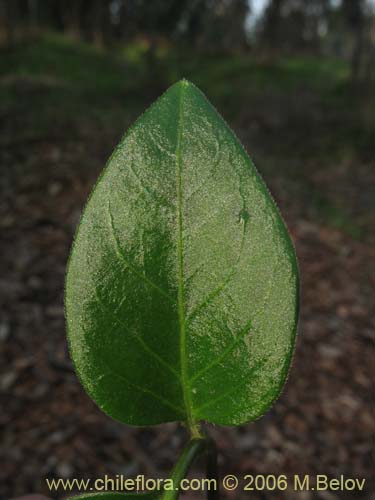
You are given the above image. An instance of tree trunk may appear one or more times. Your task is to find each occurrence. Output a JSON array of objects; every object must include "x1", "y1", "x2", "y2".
[
  {"x1": 263, "y1": 0, "x2": 285, "y2": 49},
  {"x1": 351, "y1": 6, "x2": 364, "y2": 82},
  {"x1": 60, "y1": 0, "x2": 82, "y2": 39},
  {"x1": 1, "y1": 0, "x2": 19, "y2": 46},
  {"x1": 28, "y1": 0, "x2": 39, "y2": 31}
]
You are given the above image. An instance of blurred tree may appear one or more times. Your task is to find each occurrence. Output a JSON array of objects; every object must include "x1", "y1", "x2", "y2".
[
  {"x1": 0, "y1": 0, "x2": 372, "y2": 81},
  {"x1": 261, "y1": 0, "x2": 285, "y2": 48},
  {"x1": 33, "y1": 0, "x2": 63, "y2": 32},
  {"x1": 176, "y1": 0, "x2": 208, "y2": 47},
  {"x1": 342, "y1": 0, "x2": 365, "y2": 81},
  {"x1": 0, "y1": 0, "x2": 20, "y2": 45},
  {"x1": 261, "y1": 0, "x2": 333, "y2": 51},
  {"x1": 125, "y1": 0, "x2": 191, "y2": 75},
  {"x1": 88, "y1": 0, "x2": 111, "y2": 47},
  {"x1": 27, "y1": 0, "x2": 39, "y2": 30},
  {"x1": 58, "y1": 0, "x2": 83, "y2": 39},
  {"x1": 200, "y1": 0, "x2": 249, "y2": 50}
]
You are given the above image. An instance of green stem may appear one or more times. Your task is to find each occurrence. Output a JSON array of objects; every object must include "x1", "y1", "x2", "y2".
[{"x1": 162, "y1": 437, "x2": 219, "y2": 500}]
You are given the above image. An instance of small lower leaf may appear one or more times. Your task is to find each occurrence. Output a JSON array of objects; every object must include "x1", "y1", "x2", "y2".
[{"x1": 69, "y1": 492, "x2": 161, "y2": 500}]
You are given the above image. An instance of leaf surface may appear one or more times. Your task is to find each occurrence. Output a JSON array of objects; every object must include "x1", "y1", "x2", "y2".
[
  {"x1": 65, "y1": 80, "x2": 299, "y2": 428},
  {"x1": 69, "y1": 493, "x2": 160, "y2": 500}
]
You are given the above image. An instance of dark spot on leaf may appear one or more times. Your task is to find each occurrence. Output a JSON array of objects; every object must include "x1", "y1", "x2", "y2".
[{"x1": 238, "y1": 209, "x2": 250, "y2": 224}]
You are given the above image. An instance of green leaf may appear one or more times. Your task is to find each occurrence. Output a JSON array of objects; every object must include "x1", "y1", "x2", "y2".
[
  {"x1": 65, "y1": 80, "x2": 299, "y2": 430},
  {"x1": 69, "y1": 493, "x2": 160, "y2": 500}
]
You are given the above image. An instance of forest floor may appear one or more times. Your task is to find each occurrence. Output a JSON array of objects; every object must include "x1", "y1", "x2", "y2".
[{"x1": 0, "y1": 34, "x2": 374, "y2": 499}]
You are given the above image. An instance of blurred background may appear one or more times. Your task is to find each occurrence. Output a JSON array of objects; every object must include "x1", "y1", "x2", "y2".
[{"x1": 0, "y1": 1, "x2": 374, "y2": 499}]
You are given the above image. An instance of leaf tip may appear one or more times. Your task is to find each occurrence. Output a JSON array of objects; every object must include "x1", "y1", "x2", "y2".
[{"x1": 177, "y1": 78, "x2": 194, "y2": 89}]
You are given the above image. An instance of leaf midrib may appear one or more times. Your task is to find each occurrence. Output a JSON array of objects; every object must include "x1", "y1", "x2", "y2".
[{"x1": 176, "y1": 82, "x2": 197, "y2": 435}]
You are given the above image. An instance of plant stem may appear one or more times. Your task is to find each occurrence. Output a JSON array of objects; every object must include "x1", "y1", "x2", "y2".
[{"x1": 162, "y1": 437, "x2": 219, "y2": 500}]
